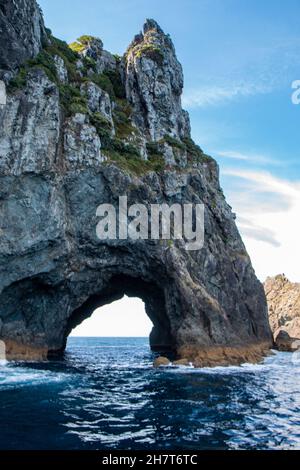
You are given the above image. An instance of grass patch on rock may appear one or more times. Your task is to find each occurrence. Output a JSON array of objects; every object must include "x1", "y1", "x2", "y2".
[
  {"x1": 69, "y1": 35, "x2": 98, "y2": 54},
  {"x1": 135, "y1": 44, "x2": 164, "y2": 65},
  {"x1": 104, "y1": 150, "x2": 164, "y2": 176}
]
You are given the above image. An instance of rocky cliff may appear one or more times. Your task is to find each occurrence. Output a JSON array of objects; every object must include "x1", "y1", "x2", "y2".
[
  {"x1": 264, "y1": 274, "x2": 300, "y2": 339},
  {"x1": 0, "y1": 0, "x2": 272, "y2": 364},
  {"x1": 0, "y1": 0, "x2": 46, "y2": 81}
]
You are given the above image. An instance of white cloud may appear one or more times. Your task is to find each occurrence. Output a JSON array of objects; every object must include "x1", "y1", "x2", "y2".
[{"x1": 222, "y1": 169, "x2": 300, "y2": 282}]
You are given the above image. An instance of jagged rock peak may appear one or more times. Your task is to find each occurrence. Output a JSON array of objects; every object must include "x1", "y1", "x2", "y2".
[
  {"x1": 143, "y1": 18, "x2": 164, "y2": 34},
  {"x1": 128, "y1": 19, "x2": 170, "y2": 49},
  {"x1": 127, "y1": 18, "x2": 174, "y2": 57},
  {"x1": 125, "y1": 18, "x2": 190, "y2": 142}
]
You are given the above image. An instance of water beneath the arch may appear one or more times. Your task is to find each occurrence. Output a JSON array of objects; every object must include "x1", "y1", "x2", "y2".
[{"x1": 0, "y1": 337, "x2": 300, "y2": 450}]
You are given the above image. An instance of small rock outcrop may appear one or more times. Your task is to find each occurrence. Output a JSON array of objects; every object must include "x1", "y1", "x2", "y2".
[
  {"x1": 153, "y1": 356, "x2": 171, "y2": 368},
  {"x1": 70, "y1": 35, "x2": 117, "y2": 74},
  {"x1": 0, "y1": 1, "x2": 272, "y2": 364},
  {"x1": 274, "y1": 330, "x2": 300, "y2": 353},
  {"x1": 264, "y1": 275, "x2": 300, "y2": 340},
  {"x1": 153, "y1": 357, "x2": 190, "y2": 368}
]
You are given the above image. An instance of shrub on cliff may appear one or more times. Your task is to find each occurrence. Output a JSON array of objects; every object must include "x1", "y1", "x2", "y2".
[{"x1": 69, "y1": 35, "x2": 101, "y2": 53}]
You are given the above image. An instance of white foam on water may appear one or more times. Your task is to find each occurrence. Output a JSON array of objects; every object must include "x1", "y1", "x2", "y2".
[
  {"x1": 0, "y1": 366, "x2": 70, "y2": 389},
  {"x1": 163, "y1": 351, "x2": 299, "y2": 376}
]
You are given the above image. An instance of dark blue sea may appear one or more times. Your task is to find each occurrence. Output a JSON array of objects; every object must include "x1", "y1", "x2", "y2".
[{"x1": 0, "y1": 337, "x2": 300, "y2": 450}]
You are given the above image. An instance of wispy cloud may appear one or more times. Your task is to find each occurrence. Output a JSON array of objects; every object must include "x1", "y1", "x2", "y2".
[
  {"x1": 216, "y1": 150, "x2": 280, "y2": 166},
  {"x1": 223, "y1": 169, "x2": 300, "y2": 198},
  {"x1": 237, "y1": 217, "x2": 281, "y2": 248},
  {"x1": 182, "y1": 81, "x2": 272, "y2": 108}
]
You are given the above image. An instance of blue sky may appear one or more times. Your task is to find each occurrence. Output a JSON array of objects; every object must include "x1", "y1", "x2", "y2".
[{"x1": 39, "y1": 0, "x2": 300, "y2": 286}]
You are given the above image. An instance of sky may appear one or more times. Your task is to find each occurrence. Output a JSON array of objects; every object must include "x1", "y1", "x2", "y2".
[
  {"x1": 38, "y1": 0, "x2": 300, "y2": 336},
  {"x1": 71, "y1": 296, "x2": 153, "y2": 337}
]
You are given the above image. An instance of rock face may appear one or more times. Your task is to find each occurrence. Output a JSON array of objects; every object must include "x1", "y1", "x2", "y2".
[
  {"x1": 64, "y1": 113, "x2": 104, "y2": 169},
  {"x1": 264, "y1": 274, "x2": 300, "y2": 340},
  {"x1": 80, "y1": 81, "x2": 115, "y2": 132},
  {"x1": 0, "y1": 1, "x2": 272, "y2": 363},
  {"x1": 53, "y1": 55, "x2": 68, "y2": 83},
  {"x1": 0, "y1": 0, "x2": 46, "y2": 80},
  {"x1": 0, "y1": 69, "x2": 60, "y2": 174}
]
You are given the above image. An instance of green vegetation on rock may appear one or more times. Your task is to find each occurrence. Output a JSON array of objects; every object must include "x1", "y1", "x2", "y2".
[
  {"x1": 135, "y1": 44, "x2": 164, "y2": 65},
  {"x1": 182, "y1": 137, "x2": 202, "y2": 158},
  {"x1": 58, "y1": 84, "x2": 87, "y2": 116},
  {"x1": 147, "y1": 154, "x2": 165, "y2": 172},
  {"x1": 7, "y1": 34, "x2": 81, "y2": 95},
  {"x1": 86, "y1": 73, "x2": 115, "y2": 100},
  {"x1": 69, "y1": 98, "x2": 88, "y2": 115},
  {"x1": 113, "y1": 100, "x2": 135, "y2": 139},
  {"x1": 90, "y1": 112, "x2": 112, "y2": 132},
  {"x1": 162, "y1": 134, "x2": 186, "y2": 151},
  {"x1": 69, "y1": 35, "x2": 98, "y2": 53},
  {"x1": 68, "y1": 41, "x2": 84, "y2": 54},
  {"x1": 104, "y1": 69, "x2": 126, "y2": 99},
  {"x1": 104, "y1": 150, "x2": 164, "y2": 176},
  {"x1": 81, "y1": 56, "x2": 97, "y2": 74},
  {"x1": 161, "y1": 134, "x2": 213, "y2": 165},
  {"x1": 6, "y1": 28, "x2": 207, "y2": 174},
  {"x1": 7, "y1": 67, "x2": 28, "y2": 92},
  {"x1": 49, "y1": 36, "x2": 79, "y2": 66},
  {"x1": 87, "y1": 69, "x2": 125, "y2": 102},
  {"x1": 77, "y1": 35, "x2": 96, "y2": 45}
]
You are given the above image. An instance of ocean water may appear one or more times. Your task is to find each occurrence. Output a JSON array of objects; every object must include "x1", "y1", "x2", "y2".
[{"x1": 0, "y1": 337, "x2": 300, "y2": 450}]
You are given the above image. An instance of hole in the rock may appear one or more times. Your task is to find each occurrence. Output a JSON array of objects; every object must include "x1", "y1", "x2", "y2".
[
  {"x1": 69, "y1": 296, "x2": 153, "y2": 338},
  {"x1": 61, "y1": 275, "x2": 175, "y2": 356}
]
